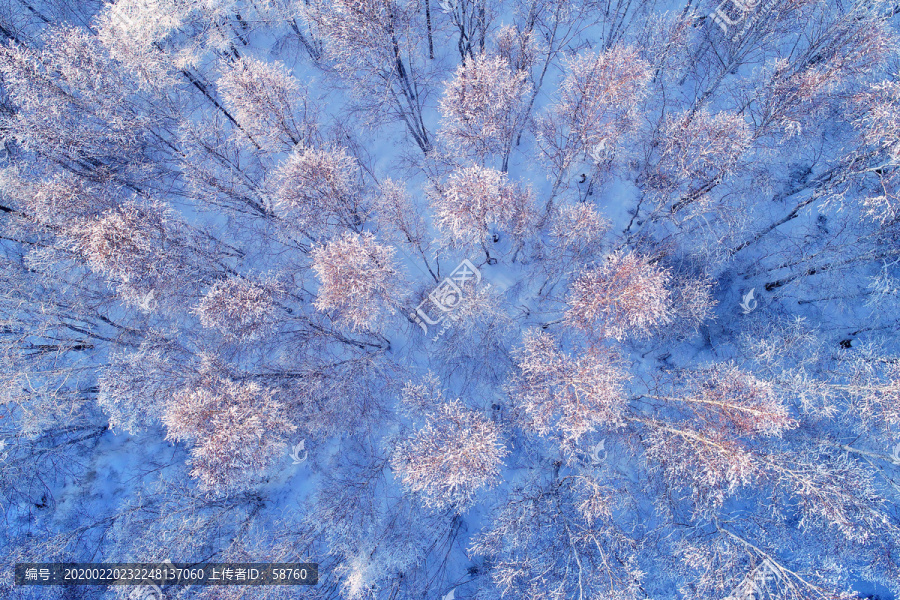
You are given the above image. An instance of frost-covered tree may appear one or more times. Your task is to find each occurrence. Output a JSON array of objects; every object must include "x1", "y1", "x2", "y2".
[
  {"x1": 304, "y1": 0, "x2": 434, "y2": 151},
  {"x1": 217, "y1": 56, "x2": 317, "y2": 152},
  {"x1": 849, "y1": 77, "x2": 900, "y2": 225},
  {"x1": 548, "y1": 203, "x2": 610, "y2": 257},
  {"x1": 494, "y1": 23, "x2": 542, "y2": 75},
  {"x1": 392, "y1": 398, "x2": 507, "y2": 511},
  {"x1": 310, "y1": 435, "x2": 453, "y2": 600},
  {"x1": 372, "y1": 178, "x2": 436, "y2": 278},
  {"x1": 194, "y1": 276, "x2": 281, "y2": 340},
  {"x1": 311, "y1": 231, "x2": 406, "y2": 330},
  {"x1": 674, "y1": 364, "x2": 794, "y2": 437},
  {"x1": 397, "y1": 372, "x2": 444, "y2": 418},
  {"x1": 430, "y1": 165, "x2": 535, "y2": 252},
  {"x1": 177, "y1": 117, "x2": 272, "y2": 218},
  {"x1": 471, "y1": 469, "x2": 645, "y2": 600},
  {"x1": 0, "y1": 170, "x2": 116, "y2": 228},
  {"x1": 664, "y1": 274, "x2": 718, "y2": 337},
  {"x1": 94, "y1": 0, "x2": 184, "y2": 89},
  {"x1": 535, "y1": 45, "x2": 650, "y2": 199},
  {"x1": 426, "y1": 283, "x2": 516, "y2": 386},
  {"x1": 565, "y1": 252, "x2": 671, "y2": 340},
  {"x1": 163, "y1": 369, "x2": 296, "y2": 492},
  {"x1": 270, "y1": 144, "x2": 367, "y2": 238},
  {"x1": 71, "y1": 199, "x2": 213, "y2": 311},
  {"x1": 507, "y1": 329, "x2": 628, "y2": 445},
  {"x1": 438, "y1": 53, "x2": 531, "y2": 167},
  {"x1": 98, "y1": 335, "x2": 192, "y2": 434},
  {"x1": 0, "y1": 26, "x2": 164, "y2": 180},
  {"x1": 651, "y1": 109, "x2": 752, "y2": 213},
  {"x1": 535, "y1": 202, "x2": 610, "y2": 293}
]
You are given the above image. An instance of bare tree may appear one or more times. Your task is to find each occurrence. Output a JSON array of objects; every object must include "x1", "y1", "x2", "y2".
[{"x1": 304, "y1": 0, "x2": 435, "y2": 152}]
